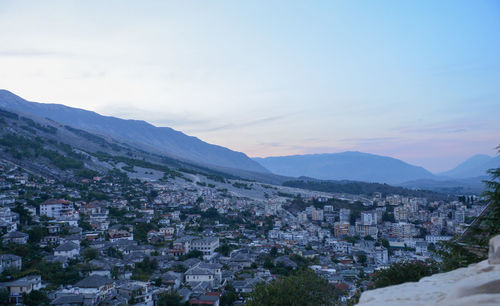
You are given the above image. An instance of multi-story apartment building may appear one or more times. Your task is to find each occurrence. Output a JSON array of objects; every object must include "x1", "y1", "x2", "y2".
[
  {"x1": 192, "y1": 237, "x2": 220, "y2": 259},
  {"x1": 40, "y1": 199, "x2": 75, "y2": 218}
]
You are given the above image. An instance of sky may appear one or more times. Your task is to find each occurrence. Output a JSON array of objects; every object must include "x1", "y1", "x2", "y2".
[{"x1": 0, "y1": 0, "x2": 499, "y2": 173}]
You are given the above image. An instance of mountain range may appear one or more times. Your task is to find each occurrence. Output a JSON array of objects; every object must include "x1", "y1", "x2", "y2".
[
  {"x1": 253, "y1": 152, "x2": 435, "y2": 185},
  {"x1": 254, "y1": 152, "x2": 499, "y2": 193},
  {"x1": 0, "y1": 89, "x2": 497, "y2": 193},
  {"x1": 439, "y1": 154, "x2": 500, "y2": 179},
  {"x1": 0, "y1": 90, "x2": 268, "y2": 174}
]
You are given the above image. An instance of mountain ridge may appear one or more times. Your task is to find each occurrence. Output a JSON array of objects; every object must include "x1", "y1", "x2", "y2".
[
  {"x1": 438, "y1": 154, "x2": 500, "y2": 179},
  {"x1": 0, "y1": 89, "x2": 268, "y2": 174},
  {"x1": 253, "y1": 151, "x2": 435, "y2": 184}
]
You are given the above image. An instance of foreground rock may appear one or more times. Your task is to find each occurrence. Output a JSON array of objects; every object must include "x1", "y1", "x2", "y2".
[{"x1": 358, "y1": 235, "x2": 500, "y2": 306}]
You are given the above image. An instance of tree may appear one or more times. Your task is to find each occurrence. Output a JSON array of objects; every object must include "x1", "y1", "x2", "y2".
[
  {"x1": 436, "y1": 148, "x2": 500, "y2": 271},
  {"x1": 269, "y1": 246, "x2": 278, "y2": 257},
  {"x1": 382, "y1": 211, "x2": 395, "y2": 223},
  {"x1": 0, "y1": 288, "x2": 9, "y2": 305},
  {"x1": 157, "y1": 292, "x2": 182, "y2": 306},
  {"x1": 23, "y1": 290, "x2": 50, "y2": 306},
  {"x1": 246, "y1": 269, "x2": 337, "y2": 305},
  {"x1": 216, "y1": 244, "x2": 232, "y2": 256},
  {"x1": 357, "y1": 254, "x2": 367, "y2": 265},
  {"x1": 132, "y1": 257, "x2": 158, "y2": 281},
  {"x1": 134, "y1": 222, "x2": 155, "y2": 243},
  {"x1": 372, "y1": 260, "x2": 439, "y2": 288},
  {"x1": 221, "y1": 285, "x2": 238, "y2": 306},
  {"x1": 28, "y1": 226, "x2": 48, "y2": 243},
  {"x1": 83, "y1": 248, "x2": 99, "y2": 261},
  {"x1": 12, "y1": 204, "x2": 32, "y2": 225},
  {"x1": 181, "y1": 250, "x2": 203, "y2": 260}
]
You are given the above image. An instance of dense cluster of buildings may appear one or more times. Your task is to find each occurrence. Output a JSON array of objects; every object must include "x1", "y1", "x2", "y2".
[{"x1": 0, "y1": 159, "x2": 487, "y2": 305}]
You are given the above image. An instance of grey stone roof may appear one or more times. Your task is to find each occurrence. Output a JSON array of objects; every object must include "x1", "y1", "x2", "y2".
[
  {"x1": 54, "y1": 242, "x2": 79, "y2": 252},
  {"x1": 2, "y1": 231, "x2": 28, "y2": 238},
  {"x1": 74, "y1": 275, "x2": 113, "y2": 288},
  {"x1": 50, "y1": 294, "x2": 84, "y2": 305},
  {"x1": 0, "y1": 254, "x2": 21, "y2": 261},
  {"x1": 185, "y1": 267, "x2": 213, "y2": 276}
]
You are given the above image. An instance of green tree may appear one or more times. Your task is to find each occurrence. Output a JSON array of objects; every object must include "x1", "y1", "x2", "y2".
[
  {"x1": 28, "y1": 226, "x2": 48, "y2": 243},
  {"x1": 357, "y1": 254, "x2": 367, "y2": 265},
  {"x1": 157, "y1": 292, "x2": 182, "y2": 306},
  {"x1": 0, "y1": 288, "x2": 9, "y2": 305},
  {"x1": 23, "y1": 290, "x2": 50, "y2": 306},
  {"x1": 436, "y1": 148, "x2": 500, "y2": 271},
  {"x1": 221, "y1": 285, "x2": 238, "y2": 306},
  {"x1": 215, "y1": 244, "x2": 232, "y2": 256},
  {"x1": 83, "y1": 248, "x2": 99, "y2": 261},
  {"x1": 372, "y1": 260, "x2": 439, "y2": 288},
  {"x1": 134, "y1": 222, "x2": 155, "y2": 243},
  {"x1": 12, "y1": 204, "x2": 32, "y2": 225},
  {"x1": 246, "y1": 269, "x2": 337, "y2": 305}
]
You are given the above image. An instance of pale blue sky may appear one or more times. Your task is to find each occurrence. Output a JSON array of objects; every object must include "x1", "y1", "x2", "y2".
[{"x1": 0, "y1": 0, "x2": 499, "y2": 172}]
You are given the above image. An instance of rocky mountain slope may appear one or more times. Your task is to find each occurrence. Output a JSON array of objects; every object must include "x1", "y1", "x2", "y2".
[{"x1": 0, "y1": 89, "x2": 268, "y2": 174}]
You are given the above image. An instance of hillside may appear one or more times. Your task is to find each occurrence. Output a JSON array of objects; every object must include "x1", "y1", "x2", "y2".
[
  {"x1": 254, "y1": 151, "x2": 435, "y2": 184},
  {"x1": 0, "y1": 90, "x2": 268, "y2": 174}
]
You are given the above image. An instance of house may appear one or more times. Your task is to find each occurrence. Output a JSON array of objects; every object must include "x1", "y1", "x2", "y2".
[
  {"x1": 161, "y1": 271, "x2": 182, "y2": 289},
  {"x1": 274, "y1": 256, "x2": 298, "y2": 269},
  {"x1": 171, "y1": 236, "x2": 196, "y2": 256},
  {"x1": 189, "y1": 292, "x2": 221, "y2": 306},
  {"x1": 0, "y1": 207, "x2": 18, "y2": 232},
  {"x1": 50, "y1": 294, "x2": 85, "y2": 306},
  {"x1": 108, "y1": 229, "x2": 134, "y2": 242},
  {"x1": 72, "y1": 275, "x2": 115, "y2": 304},
  {"x1": 116, "y1": 281, "x2": 153, "y2": 305},
  {"x1": 185, "y1": 267, "x2": 217, "y2": 287},
  {"x1": 229, "y1": 253, "x2": 254, "y2": 269},
  {"x1": 54, "y1": 242, "x2": 80, "y2": 259},
  {"x1": 2, "y1": 231, "x2": 28, "y2": 244},
  {"x1": 0, "y1": 275, "x2": 42, "y2": 303},
  {"x1": 0, "y1": 254, "x2": 21, "y2": 272},
  {"x1": 184, "y1": 263, "x2": 219, "y2": 285},
  {"x1": 191, "y1": 237, "x2": 219, "y2": 259},
  {"x1": 0, "y1": 219, "x2": 17, "y2": 234},
  {"x1": 160, "y1": 227, "x2": 175, "y2": 237},
  {"x1": 231, "y1": 278, "x2": 262, "y2": 293},
  {"x1": 40, "y1": 235, "x2": 61, "y2": 247}
]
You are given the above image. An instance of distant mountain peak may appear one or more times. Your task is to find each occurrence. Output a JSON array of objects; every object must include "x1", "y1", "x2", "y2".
[{"x1": 439, "y1": 154, "x2": 499, "y2": 179}]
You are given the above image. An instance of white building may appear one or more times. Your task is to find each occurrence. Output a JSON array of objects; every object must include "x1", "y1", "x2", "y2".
[
  {"x1": 40, "y1": 199, "x2": 75, "y2": 218},
  {"x1": 192, "y1": 237, "x2": 219, "y2": 259}
]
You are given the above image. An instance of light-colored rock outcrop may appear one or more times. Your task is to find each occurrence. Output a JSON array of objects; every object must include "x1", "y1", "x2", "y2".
[
  {"x1": 358, "y1": 235, "x2": 500, "y2": 306},
  {"x1": 489, "y1": 235, "x2": 500, "y2": 265}
]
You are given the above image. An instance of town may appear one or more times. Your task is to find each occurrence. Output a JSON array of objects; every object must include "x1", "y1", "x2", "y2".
[{"x1": 0, "y1": 158, "x2": 487, "y2": 305}]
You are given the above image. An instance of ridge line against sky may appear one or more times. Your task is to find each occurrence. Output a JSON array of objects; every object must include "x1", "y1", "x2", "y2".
[{"x1": 1, "y1": 0, "x2": 499, "y2": 172}]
